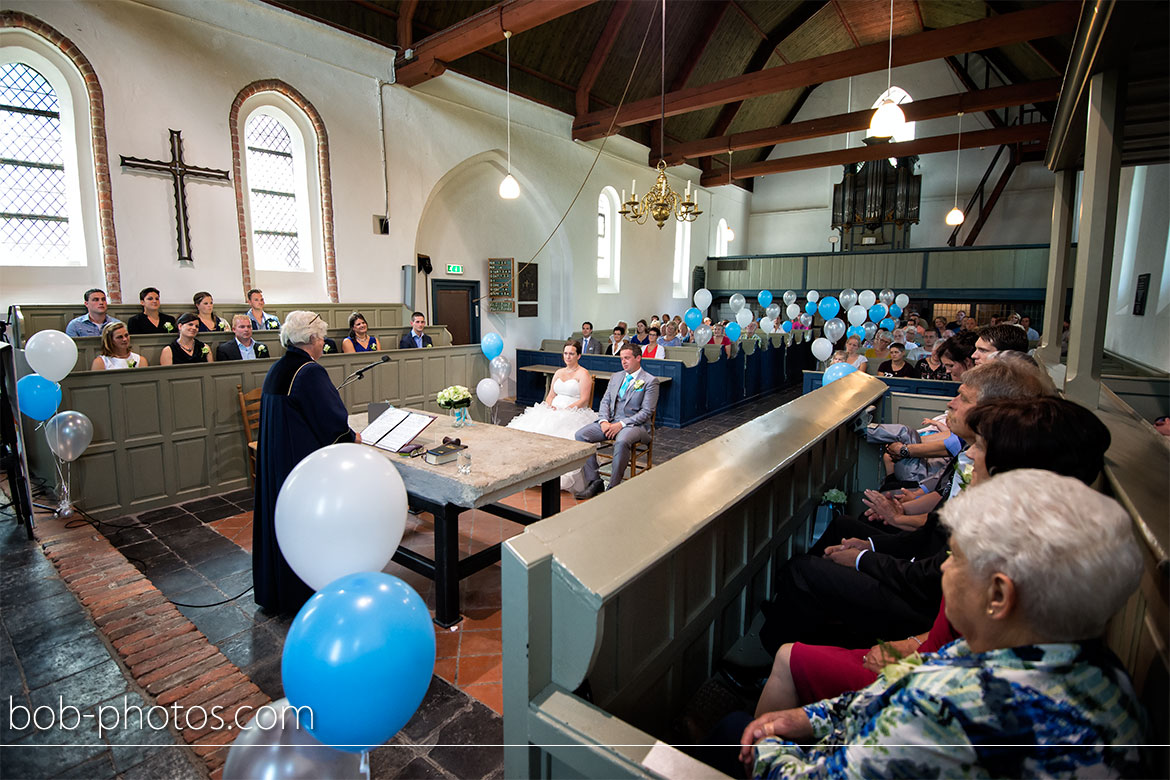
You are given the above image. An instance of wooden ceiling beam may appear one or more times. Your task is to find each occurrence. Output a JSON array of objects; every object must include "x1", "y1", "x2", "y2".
[
  {"x1": 944, "y1": 56, "x2": 1007, "y2": 129},
  {"x1": 575, "y1": 0, "x2": 633, "y2": 116},
  {"x1": 671, "y1": 2, "x2": 731, "y2": 92},
  {"x1": 668, "y1": 79, "x2": 1060, "y2": 164},
  {"x1": 574, "y1": 3, "x2": 1077, "y2": 141},
  {"x1": 699, "y1": 122, "x2": 1051, "y2": 186},
  {"x1": 396, "y1": 0, "x2": 598, "y2": 88},
  {"x1": 398, "y1": 0, "x2": 418, "y2": 50}
]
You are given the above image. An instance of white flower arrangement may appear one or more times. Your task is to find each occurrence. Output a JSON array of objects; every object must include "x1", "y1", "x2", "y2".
[{"x1": 437, "y1": 385, "x2": 472, "y2": 409}]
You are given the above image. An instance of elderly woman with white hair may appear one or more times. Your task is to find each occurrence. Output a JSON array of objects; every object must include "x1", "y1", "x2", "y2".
[
  {"x1": 740, "y1": 469, "x2": 1145, "y2": 779},
  {"x1": 253, "y1": 310, "x2": 360, "y2": 615}
]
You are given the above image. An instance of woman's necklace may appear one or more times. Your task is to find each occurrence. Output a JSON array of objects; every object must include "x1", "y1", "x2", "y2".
[{"x1": 178, "y1": 340, "x2": 194, "y2": 354}]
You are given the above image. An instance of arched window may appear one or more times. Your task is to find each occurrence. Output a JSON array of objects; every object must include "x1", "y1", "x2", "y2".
[
  {"x1": 1, "y1": 61, "x2": 86, "y2": 267},
  {"x1": 715, "y1": 218, "x2": 730, "y2": 257},
  {"x1": 672, "y1": 218, "x2": 690, "y2": 299},
  {"x1": 867, "y1": 86, "x2": 916, "y2": 165},
  {"x1": 231, "y1": 82, "x2": 336, "y2": 301},
  {"x1": 597, "y1": 187, "x2": 621, "y2": 294}
]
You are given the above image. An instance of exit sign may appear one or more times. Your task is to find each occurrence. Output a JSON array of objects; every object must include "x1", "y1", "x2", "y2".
[{"x1": 447, "y1": 264, "x2": 464, "y2": 274}]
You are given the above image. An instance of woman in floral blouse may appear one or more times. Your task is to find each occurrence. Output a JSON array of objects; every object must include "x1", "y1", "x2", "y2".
[{"x1": 741, "y1": 470, "x2": 1144, "y2": 779}]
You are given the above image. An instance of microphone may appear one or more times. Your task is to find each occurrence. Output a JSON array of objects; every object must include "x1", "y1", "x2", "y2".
[{"x1": 338, "y1": 354, "x2": 390, "y2": 389}]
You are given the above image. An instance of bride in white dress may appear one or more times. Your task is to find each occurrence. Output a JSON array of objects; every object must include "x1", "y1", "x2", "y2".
[{"x1": 508, "y1": 340, "x2": 598, "y2": 492}]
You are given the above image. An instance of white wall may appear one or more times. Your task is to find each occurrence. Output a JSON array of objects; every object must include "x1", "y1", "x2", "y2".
[
  {"x1": 1104, "y1": 164, "x2": 1170, "y2": 372},
  {"x1": 747, "y1": 61, "x2": 1055, "y2": 255}
]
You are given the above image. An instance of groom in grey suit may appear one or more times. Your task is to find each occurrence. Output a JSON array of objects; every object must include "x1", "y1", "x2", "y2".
[{"x1": 573, "y1": 342, "x2": 659, "y2": 497}]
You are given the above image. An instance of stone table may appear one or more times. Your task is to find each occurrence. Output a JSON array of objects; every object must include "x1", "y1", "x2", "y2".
[{"x1": 350, "y1": 411, "x2": 595, "y2": 626}]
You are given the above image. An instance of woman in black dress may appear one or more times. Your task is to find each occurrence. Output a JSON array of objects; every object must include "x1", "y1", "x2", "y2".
[
  {"x1": 193, "y1": 291, "x2": 230, "y2": 334},
  {"x1": 159, "y1": 313, "x2": 214, "y2": 365},
  {"x1": 126, "y1": 287, "x2": 178, "y2": 335}
]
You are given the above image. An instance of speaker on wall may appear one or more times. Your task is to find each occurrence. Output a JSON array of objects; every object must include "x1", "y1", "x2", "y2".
[{"x1": 417, "y1": 254, "x2": 433, "y2": 275}]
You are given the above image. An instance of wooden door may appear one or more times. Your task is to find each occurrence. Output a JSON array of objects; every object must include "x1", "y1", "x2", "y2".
[{"x1": 433, "y1": 280, "x2": 480, "y2": 345}]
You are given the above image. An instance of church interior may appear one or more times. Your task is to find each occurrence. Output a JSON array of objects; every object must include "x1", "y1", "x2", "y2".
[{"x1": 2, "y1": 0, "x2": 1168, "y2": 777}]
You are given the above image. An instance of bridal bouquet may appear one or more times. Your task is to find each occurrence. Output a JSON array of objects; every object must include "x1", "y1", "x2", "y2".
[{"x1": 437, "y1": 385, "x2": 472, "y2": 409}]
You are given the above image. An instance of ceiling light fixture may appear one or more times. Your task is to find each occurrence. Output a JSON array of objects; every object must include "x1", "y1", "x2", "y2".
[
  {"x1": 945, "y1": 112, "x2": 965, "y2": 226},
  {"x1": 869, "y1": 0, "x2": 905, "y2": 138},
  {"x1": 498, "y1": 29, "x2": 519, "y2": 200},
  {"x1": 619, "y1": 0, "x2": 700, "y2": 229}
]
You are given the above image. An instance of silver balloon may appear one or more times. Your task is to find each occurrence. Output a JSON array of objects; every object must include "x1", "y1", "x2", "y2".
[
  {"x1": 799, "y1": 313, "x2": 813, "y2": 328},
  {"x1": 765, "y1": 303, "x2": 781, "y2": 320},
  {"x1": 782, "y1": 290, "x2": 797, "y2": 306},
  {"x1": 863, "y1": 321, "x2": 878, "y2": 340},
  {"x1": 728, "y1": 293, "x2": 746, "y2": 313},
  {"x1": 879, "y1": 288, "x2": 895, "y2": 306},
  {"x1": 489, "y1": 355, "x2": 510, "y2": 385},
  {"x1": 693, "y1": 325, "x2": 713, "y2": 346},
  {"x1": 839, "y1": 288, "x2": 858, "y2": 310},
  {"x1": 823, "y1": 318, "x2": 845, "y2": 343},
  {"x1": 45, "y1": 411, "x2": 93, "y2": 463},
  {"x1": 224, "y1": 698, "x2": 366, "y2": 780}
]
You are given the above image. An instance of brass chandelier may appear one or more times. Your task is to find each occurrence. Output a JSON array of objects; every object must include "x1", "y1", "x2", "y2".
[{"x1": 618, "y1": 0, "x2": 701, "y2": 230}]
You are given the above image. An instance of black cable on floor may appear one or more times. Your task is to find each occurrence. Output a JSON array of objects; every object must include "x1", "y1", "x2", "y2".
[{"x1": 171, "y1": 585, "x2": 254, "y2": 609}]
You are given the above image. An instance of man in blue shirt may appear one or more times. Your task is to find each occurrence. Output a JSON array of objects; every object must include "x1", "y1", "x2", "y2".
[
  {"x1": 398, "y1": 311, "x2": 432, "y2": 348},
  {"x1": 65, "y1": 289, "x2": 122, "y2": 338},
  {"x1": 216, "y1": 315, "x2": 270, "y2": 361},
  {"x1": 246, "y1": 288, "x2": 281, "y2": 330}
]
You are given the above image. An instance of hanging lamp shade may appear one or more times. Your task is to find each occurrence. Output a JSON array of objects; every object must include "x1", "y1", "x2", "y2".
[
  {"x1": 945, "y1": 207, "x2": 965, "y2": 226},
  {"x1": 499, "y1": 173, "x2": 519, "y2": 199},
  {"x1": 869, "y1": 99, "x2": 905, "y2": 138}
]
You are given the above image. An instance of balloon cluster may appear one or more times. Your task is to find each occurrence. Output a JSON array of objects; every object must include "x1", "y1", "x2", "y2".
[
  {"x1": 800, "y1": 288, "x2": 910, "y2": 370},
  {"x1": 17, "y1": 330, "x2": 95, "y2": 480},
  {"x1": 477, "y1": 334, "x2": 509, "y2": 412}
]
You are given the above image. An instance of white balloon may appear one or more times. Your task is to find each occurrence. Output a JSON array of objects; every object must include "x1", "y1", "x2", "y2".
[
  {"x1": 806, "y1": 290, "x2": 820, "y2": 304},
  {"x1": 25, "y1": 330, "x2": 78, "y2": 383},
  {"x1": 476, "y1": 377, "x2": 499, "y2": 407},
  {"x1": 759, "y1": 317, "x2": 776, "y2": 334},
  {"x1": 847, "y1": 305, "x2": 868, "y2": 327},
  {"x1": 729, "y1": 293, "x2": 745, "y2": 313},
  {"x1": 786, "y1": 303, "x2": 801, "y2": 320},
  {"x1": 782, "y1": 290, "x2": 797, "y2": 306},
  {"x1": 858, "y1": 289, "x2": 877, "y2": 309},
  {"x1": 276, "y1": 443, "x2": 407, "y2": 590},
  {"x1": 693, "y1": 288, "x2": 713, "y2": 310},
  {"x1": 839, "y1": 288, "x2": 858, "y2": 310},
  {"x1": 895, "y1": 293, "x2": 910, "y2": 309},
  {"x1": 811, "y1": 337, "x2": 833, "y2": 363},
  {"x1": 823, "y1": 318, "x2": 845, "y2": 343},
  {"x1": 735, "y1": 308, "x2": 753, "y2": 328}
]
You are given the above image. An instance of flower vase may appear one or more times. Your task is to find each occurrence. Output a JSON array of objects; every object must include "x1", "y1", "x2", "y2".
[{"x1": 454, "y1": 407, "x2": 473, "y2": 427}]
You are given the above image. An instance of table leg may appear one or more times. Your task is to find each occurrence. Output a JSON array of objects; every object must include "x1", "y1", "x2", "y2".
[
  {"x1": 433, "y1": 503, "x2": 462, "y2": 627},
  {"x1": 541, "y1": 478, "x2": 560, "y2": 518}
]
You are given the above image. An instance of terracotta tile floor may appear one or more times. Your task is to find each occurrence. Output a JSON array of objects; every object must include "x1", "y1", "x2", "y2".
[{"x1": 208, "y1": 485, "x2": 583, "y2": 714}]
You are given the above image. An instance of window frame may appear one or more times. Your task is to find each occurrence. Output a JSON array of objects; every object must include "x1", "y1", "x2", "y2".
[
  {"x1": 242, "y1": 106, "x2": 314, "y2": 274},
  {"x1": 597, "y1": 186, "x2": 621, "y2": 294}
]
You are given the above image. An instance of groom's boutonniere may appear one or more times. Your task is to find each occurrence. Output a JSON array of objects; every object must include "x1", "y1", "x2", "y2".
[{"x1": 631, "y1": 379, "x2": 645, "y2": 391}]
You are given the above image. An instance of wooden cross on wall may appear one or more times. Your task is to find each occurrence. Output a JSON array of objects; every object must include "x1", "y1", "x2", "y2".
[{"x1": 120, "y1": 129, "x2": 230, "y2": 264}]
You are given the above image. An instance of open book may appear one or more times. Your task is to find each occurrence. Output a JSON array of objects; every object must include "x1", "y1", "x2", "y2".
[{"x1": 362, "y1": 408, "x2": 435, "y2": 453}]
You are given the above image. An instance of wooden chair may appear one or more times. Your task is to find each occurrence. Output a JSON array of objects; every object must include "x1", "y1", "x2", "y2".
[
  {"x1": 237, "y1": 384, "x2": 262, "y2": 483},
  {"x1": 597, "y1": 410, "x2": 655, "y2": 480}
]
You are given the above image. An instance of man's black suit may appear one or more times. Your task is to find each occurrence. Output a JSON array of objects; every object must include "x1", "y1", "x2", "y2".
[
  {"x1": 215, "y1": 339, "x2": 270, "y2": 361},
  {"x1": 398, "y1": 331, "x2": 433, "y2": 349}
]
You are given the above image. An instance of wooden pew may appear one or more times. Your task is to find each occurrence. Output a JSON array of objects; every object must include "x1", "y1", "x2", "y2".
[{"x1": 19, "y1": 345, "x2": 488, "y2": 520}]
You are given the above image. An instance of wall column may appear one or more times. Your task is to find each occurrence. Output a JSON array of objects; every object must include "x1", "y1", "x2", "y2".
[
  {"x1": 1035, "y1": 168, "x2": 1077, "y2": 367},
  {"x1": 1065, "y1": 69, "x2": 1123, "y2": 407}
]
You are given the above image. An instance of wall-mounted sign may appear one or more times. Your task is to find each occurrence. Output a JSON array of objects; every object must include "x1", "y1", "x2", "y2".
[
  {"x1": 446, "y1": 264, "x2": 464, "y2": 274},
  {"x1": 488, "y1": 257, "x2": 515, "y2": 313},
  {"x1": 1134, "y1": 273, "x2": 1150, "y2": 315}
]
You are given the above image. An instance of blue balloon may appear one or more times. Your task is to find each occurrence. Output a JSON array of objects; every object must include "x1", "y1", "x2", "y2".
[
  {"x1": 724, "y1": 321, "x2": 741, "y2": 341},
  {"x1": 880, "y1": 317, "x2": 897, "y2": 331},
  {"x1": 781, "y1": 320, "x2": 793, "y2": 333},
  {"x1": 684, "y1": 307, "x2": 702, "y2": 329},
  {"x1": 888, "y1": 303, "x2": 902, "y2": 319},
  {"x1": 480, "y1": 332, "x2": 503, "y2": 360},
  {"x1": 16, "y1": 375, "x2": 61, "y2": 422},
  {"x1": 757, "y1": 290, "x2": 773, "y2": 308},
  {"x1": 805, "y1": 300, "x2": 818, "y2": 315},
  {"x1": 282, "y1": 572, "x2": 435, "y2": 752},
  {"x1": 846, "y1": 325, "x2": 866, "y2": 340},
  {"x1": 868, "y1": 303, "x2": 888, "y2": 323},
  {"x1": 823, "y1": 362, "x2": 859, "y2": 385},
  {"x1": 817, "y1": 296, "x2": 840, "y2": 321}
]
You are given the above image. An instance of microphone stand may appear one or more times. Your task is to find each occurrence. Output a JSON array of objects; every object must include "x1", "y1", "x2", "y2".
[{"x1": 337, "y1": 354, "x2": 391, "y2": 389}]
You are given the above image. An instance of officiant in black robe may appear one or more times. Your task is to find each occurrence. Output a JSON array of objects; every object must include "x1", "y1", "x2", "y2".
[{"x1": 253, "y1": 310, "x2": 358, "y2": 614}]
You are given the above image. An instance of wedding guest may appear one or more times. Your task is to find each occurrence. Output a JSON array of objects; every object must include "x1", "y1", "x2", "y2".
[
  {"x1": 396, "y1": 311, "x2": 430, "y2": 349},
  {"x1": 827, "y1": 350, "x2": 848, "y2": 366},
  {"x1": 843, "y1": 335, "x2": 867, "y2": 370},
  {"x1": 345, "y1": 312, "x2": 381, "y2": 352},
  {"x1": 579, "y1": 321, "x2": 603, "y2": 354},
  {"x1": 126, "y1": 287, "x2": 177, "y2": 335},
  {"x1": 631, "y1": 319, "x2": 650, "y2": 346},
  {"x1": 193, "y1": 291, "x2": 229, "y2": 334},
  {"x1": 865, "y1": 330, "x2": 892, "y2": 361},
  {"x1": 160, "y1": 313, "x2": 214, "y2": 365},
  {"x1": 1020, "y1": 316, "x2": 1040, "y2": 341},
  {"x1": 939, "y1": 331, "x2": 978, "y2": 381},
  {"x1": 659, "y1": 322, "x2": 682, "y2": 347},
  {"x1": 91, "y1": 322, "x2": 146, "y2": 370},
  {"x1": 604, "y1": 325, "x2": 628, "y2": 356},
  {"x1": 711, "y1": 323, "x2": 733, "y2": 357},
  {"x1": 916, "y1": 339, "x2": 950, "y2": 380},
  {"x1": 65, "y1": 289, "x2": 121, "y2": 338},
  {"x1": 878, "y1": 343, "x2": 919, "y2": 378},
  {"x1": 216, "y1": 315, "x2": 271, "y2": 361},
  {"x1": 246, "y1": 288, "x2": 281, "y2": 330},
  {"x1": 973, "y1": 324, "x2": 1029, "y2": 365},
  {"x1": 641, "y1": 326, "x2": 666, "y2": 359}
]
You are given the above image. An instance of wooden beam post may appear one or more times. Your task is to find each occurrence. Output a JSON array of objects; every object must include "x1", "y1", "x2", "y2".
[{"x1": 575, "y1": 0, "x2": 633, "y2": 116}]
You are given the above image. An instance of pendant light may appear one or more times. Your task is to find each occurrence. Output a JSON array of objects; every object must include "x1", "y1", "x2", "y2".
[
  {"x1": 869, "y1": 0, "x2": 905, "y2": 138},
  {"x1": 945, "y1": 112, "x2": 965, "y2": 226},
  {"x1": 498, "y1": 30, "x2": 519, "y2": 199}
]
